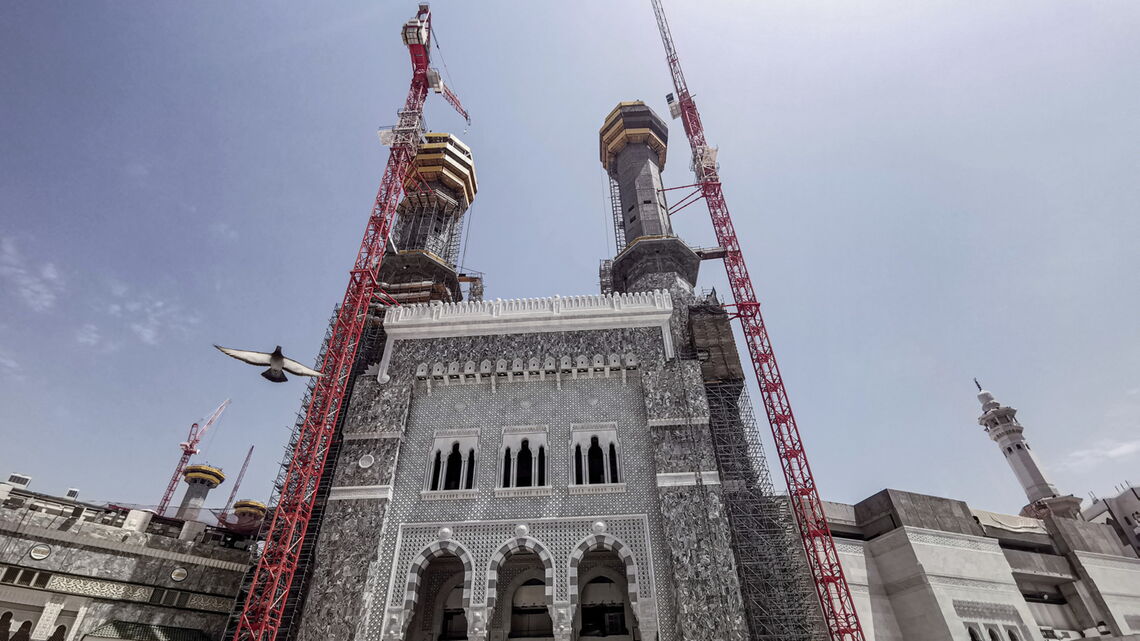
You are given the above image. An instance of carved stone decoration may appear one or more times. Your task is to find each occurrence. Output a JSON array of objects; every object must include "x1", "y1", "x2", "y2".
[
  {"x1": 383, "y1": 611, "x2": 404, "y2": 641},
  {"x1": 438, "y1": 527, "x2": 453, "y2": 541},
  {"x1": 592, "y1": 521, "x2": 607, "y2": 534},
  {"x1": 514, "y1": 524, "x2": 529, "y2": 538},
  {"x1": 467, "y1": 605, "x2": 488, "y2": 641},
  {"x1": 552, "y1": 603, "x2": 572, "y2": 641}
]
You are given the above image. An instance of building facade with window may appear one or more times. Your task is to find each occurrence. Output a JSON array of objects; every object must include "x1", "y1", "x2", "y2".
[
  {"x1": 0, "y1": 478, "x2": 255, "y2": 641},
  {"x1": 284, "y1": 101, "x2": 820, "y2": 641}
]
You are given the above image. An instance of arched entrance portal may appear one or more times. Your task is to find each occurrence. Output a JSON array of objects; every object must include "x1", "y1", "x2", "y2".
[
  {"x1": 406, "y1": 554, "x2": 471, "y2": 641},
  {"x1": 573, "y1": 550, "x2": 637, "y2": 641}
]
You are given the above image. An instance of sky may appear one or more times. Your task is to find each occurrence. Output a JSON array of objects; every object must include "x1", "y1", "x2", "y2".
[{"x1": 1, "y1": 1, "x2": 1138, "y2": 517}]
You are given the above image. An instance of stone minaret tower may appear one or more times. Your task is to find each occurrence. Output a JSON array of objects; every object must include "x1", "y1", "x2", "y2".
[
  {"x1": 976, "y1": 385, "x2": 1081, "y2": 518},
  {"x1": 379, "y1": 132, "x2": 479, "y2": 304},
  {"x1": 599, "y1": 101, "x2": 700, "y2": 296},
  {"x1": 175, "y1": 464, "x2": 225, "y2": 522}
]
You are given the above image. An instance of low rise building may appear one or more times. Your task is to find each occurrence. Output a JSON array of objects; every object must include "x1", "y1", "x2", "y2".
[{"x1": 0, "y1": 476, "x2": 254, "y2": 641}]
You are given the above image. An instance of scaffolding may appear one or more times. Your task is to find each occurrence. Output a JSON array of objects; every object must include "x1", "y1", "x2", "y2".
[
  {"x1": 705, "y1": 380, "x2": 825, "y2": 641},
  {"x1": 598, "y1": 259, "x2": 614, "y2": 295},
  {"x1": 393, "y1": 187, "x2": 465, "y2": 267},
  {"x1": 609, "y1": 175, "x2": 626, "y2": 254},
  {"x1": 223, "y1": 302, "x2": 390, "y2": 641}
]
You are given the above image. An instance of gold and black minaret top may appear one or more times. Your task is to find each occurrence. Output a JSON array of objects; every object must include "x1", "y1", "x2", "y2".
[
  {"x1": 379, "y1": 132, "x2": 480, "y2": 304},
  {"x1": 600, "y1": 101, "x2": 700, "y2": 294}
]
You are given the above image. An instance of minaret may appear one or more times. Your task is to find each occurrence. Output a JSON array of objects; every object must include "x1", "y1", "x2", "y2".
[
  {"x1": 378, "y1": 132, "x2": 480, "y2": 304},
  {"x1": 976, "y1": 383, "x2": 1081, "y2": 518},
  {"x1": 599, "y1": 101, "x2": 700, "y2": 296},
  {"x1": 175, "y1": 464, "x2": 225, "y2": 522}
]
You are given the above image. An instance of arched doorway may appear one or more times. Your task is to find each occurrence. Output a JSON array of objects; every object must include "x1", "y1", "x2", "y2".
[
  {"x1": 574, "y1": 550, "x2": 637, "y2": 640},
  {"x1": 489, "y1": 552, "x2": 554, "y2": 640},
  {"x1": 406, "y1": 554, "x2": 470, "y2": 641}
]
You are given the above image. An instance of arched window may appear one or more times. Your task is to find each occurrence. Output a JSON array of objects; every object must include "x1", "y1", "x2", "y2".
[
  {"x1": 989, "y1": 630, "x2": 1001, "y2": 641},
  {"x1": 967, "y1": 628, "x2": 983, "y2": 641},
  {"x1": 587, "y1": 437, "x2": 605, "y2": 484},
  {"x1": 502, "y1": 448, "x2": 512, "y2": 488},
  {"x1": 47, "y1": 626, "x2": 66, "y2": 641},
  {"x1": 517, "y1": 440, "x2": 533, "y2": 488},
  {"x1": 0, "y1": 613, "x2": 12, "y2": 640},
  {"x1": 429, "y1": 450, "x2": 443, "y2": 491},
  {"x1": 11, "y1": 621, "x2": 31, "y2": 641},
  {"x1": 538, "y1": 446, "x2": 546, "y2": 486},
  {"x1": 1015, "y1": 444, "x2": 1023, "y2": 450},
  {"x1": 443, "y1": 443, "x2": 463, "y2": 491},
  {"x1": 1007, "y1": 631, "x2": 1019, "y2": 641},
  {"x1": 574, "y1": 445, "x2": 583, "y2": 485},
  {"x1": 465, "y1": 449, "x2": 476, "y2": 489},
  {"x1": 608, "y1": 443, "x2": 619, "y2": 483},
  {"x1": 509, "y1": 578, "x2": 553, "y2": 638}
]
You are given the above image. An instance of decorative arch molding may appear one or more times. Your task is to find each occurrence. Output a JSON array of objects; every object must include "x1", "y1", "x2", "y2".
[
  {"x1": 485, "y1": 536, "x2": 556, "y2": 611},
  {"x1": 566, "y1": 532, "x2": 640, "y2": 615},
  {"x1": 400, "y1": 538, "x2": 475, "y2": 634}
]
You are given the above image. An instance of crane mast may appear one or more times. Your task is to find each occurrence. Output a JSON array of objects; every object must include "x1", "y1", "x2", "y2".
[
  {"x1": 648, "y1": 1, "x2": 866, "y2": 639},
  {"x1": 218, "y1": 445, "x2": 254, "y2": 525},
  {"x1": 232, "y1": 5, "x2": 468, "y2": 639},
  {"x1": 156, "y1": 399, "x2": 230, "y2": 517}
]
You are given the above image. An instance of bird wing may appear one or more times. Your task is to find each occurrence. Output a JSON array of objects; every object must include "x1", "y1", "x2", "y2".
[
  {"x1": 215, "y1": 345, "x2": 273, "y2": 366},
  {"x1": 281, "y1": 357, "x2": 323, "y2": 378}
]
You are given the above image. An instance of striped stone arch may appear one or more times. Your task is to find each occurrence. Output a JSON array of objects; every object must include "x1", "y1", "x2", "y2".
[
  {"x1": 566, "y1": 533, "x2": 640, "y2": 613},
  {"x1": 401, "y1": 539, "x2": 474, "y2": 632},
  {"x1": 485, "y1": 536, "x2": 556, "y2": 611}
]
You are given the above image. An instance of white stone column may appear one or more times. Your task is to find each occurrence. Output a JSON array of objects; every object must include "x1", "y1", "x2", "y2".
[{"x1": 31, "y1": 595, "x2": 66, "y2": 640}]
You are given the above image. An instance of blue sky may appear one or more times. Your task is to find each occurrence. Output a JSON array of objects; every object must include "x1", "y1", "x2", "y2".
[{"x1": 1, "y1": 1, "x2": 1138, "y2": 516}]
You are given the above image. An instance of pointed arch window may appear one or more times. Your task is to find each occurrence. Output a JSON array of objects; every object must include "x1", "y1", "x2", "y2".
[
  {"x1": 517, "y1": 440, "x2": 534, "y2": 487},
  {"x1": 587, "y1": 437, "x2": 605, "y2": 484},
  {"x1": 499, "y1": 428, "x2": 548, "y2": 491},
  {"x1": 425, "y1": 432, "x2": 478, "y2": 493},
  {"x1": 443, "y1": 443, "x2": 464, "y2": 490},
  {"x1": 570, "y1": 424, "x2": 622, "y2": 487},
  {"x1": 430, "y1": 451, "x2": 442, "y2": 491}
]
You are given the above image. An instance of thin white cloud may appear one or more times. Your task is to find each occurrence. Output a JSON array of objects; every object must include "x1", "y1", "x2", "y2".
[
  {"x1": 76, "y1": 324, "x2": 101, "y2": 346},
  {"x1": 75, "y1": 323, "x2": 120, "y2": 353},
  {"x1": 123, "y1": 296, "x2": 200, "y2": 346},
  {"x1": 1064, "y1": 438, "x2": 1140, "y2": 470},
  {"x1": 209, "y1": 222, "x2": 239, "y2": 242},
  {"x1": 0, "y1": 350, "x2": 24, "y2": 382},
  {"x1": 0, "y1": 236, "x2": 64, "y2": 312}
]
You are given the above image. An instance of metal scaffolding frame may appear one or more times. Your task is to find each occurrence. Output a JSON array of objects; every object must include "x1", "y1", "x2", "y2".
[
  {"x1": 394, "y1": 186, "x2": 465, "y2": 267},
  {"x1": 609, "y1": 175, "x2": 626, "y2": 254},
  {"x1": 223, "y1": 304, "x2": 390, "y2": 641},
  {"x1": 705, "y1": 380, "x2": 825, "y2": 641}
]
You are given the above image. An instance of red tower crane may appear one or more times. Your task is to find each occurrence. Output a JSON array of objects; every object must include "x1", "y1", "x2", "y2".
[
  {"x1": 649, "y1": 1, "x2": 866, "y2": 639},
  {"x1": 217, "y1": 444, "x2": 254, "y2": 525},
  {"x1": 156, "y1": 399, "x2": 230, "y2": 517},
  {"x1": 232, "y1": 5, "x2": 468, "y2": 639}
]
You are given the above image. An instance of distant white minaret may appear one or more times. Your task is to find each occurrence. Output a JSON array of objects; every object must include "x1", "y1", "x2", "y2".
[{"x1": 975, "y1": 381, "x2": 1080, "y2": 518}]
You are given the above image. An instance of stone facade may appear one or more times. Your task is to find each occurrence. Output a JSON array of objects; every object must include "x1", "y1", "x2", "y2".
[
  {"x1": 0, "y1": 484, "x2": 252, "y2": 641},
  {"x1": 828, "y1": 489, "x2": 1140, "y2": 641},
  {"x1": 289, "y1": 289, "x2": 805, "y2": 641}
]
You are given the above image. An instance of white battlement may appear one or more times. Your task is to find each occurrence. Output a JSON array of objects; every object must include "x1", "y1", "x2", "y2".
[
  {"x1": 376, "y1": 291, "x2": 675, "y2": 382},
  {"x1": 386, "y1": 290, "x2": 672, "y2": 325}
]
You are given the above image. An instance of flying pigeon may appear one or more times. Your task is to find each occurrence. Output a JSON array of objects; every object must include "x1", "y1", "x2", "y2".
[{"x1": 214, "y1": 345, "x2": 322, "y2": 383}]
